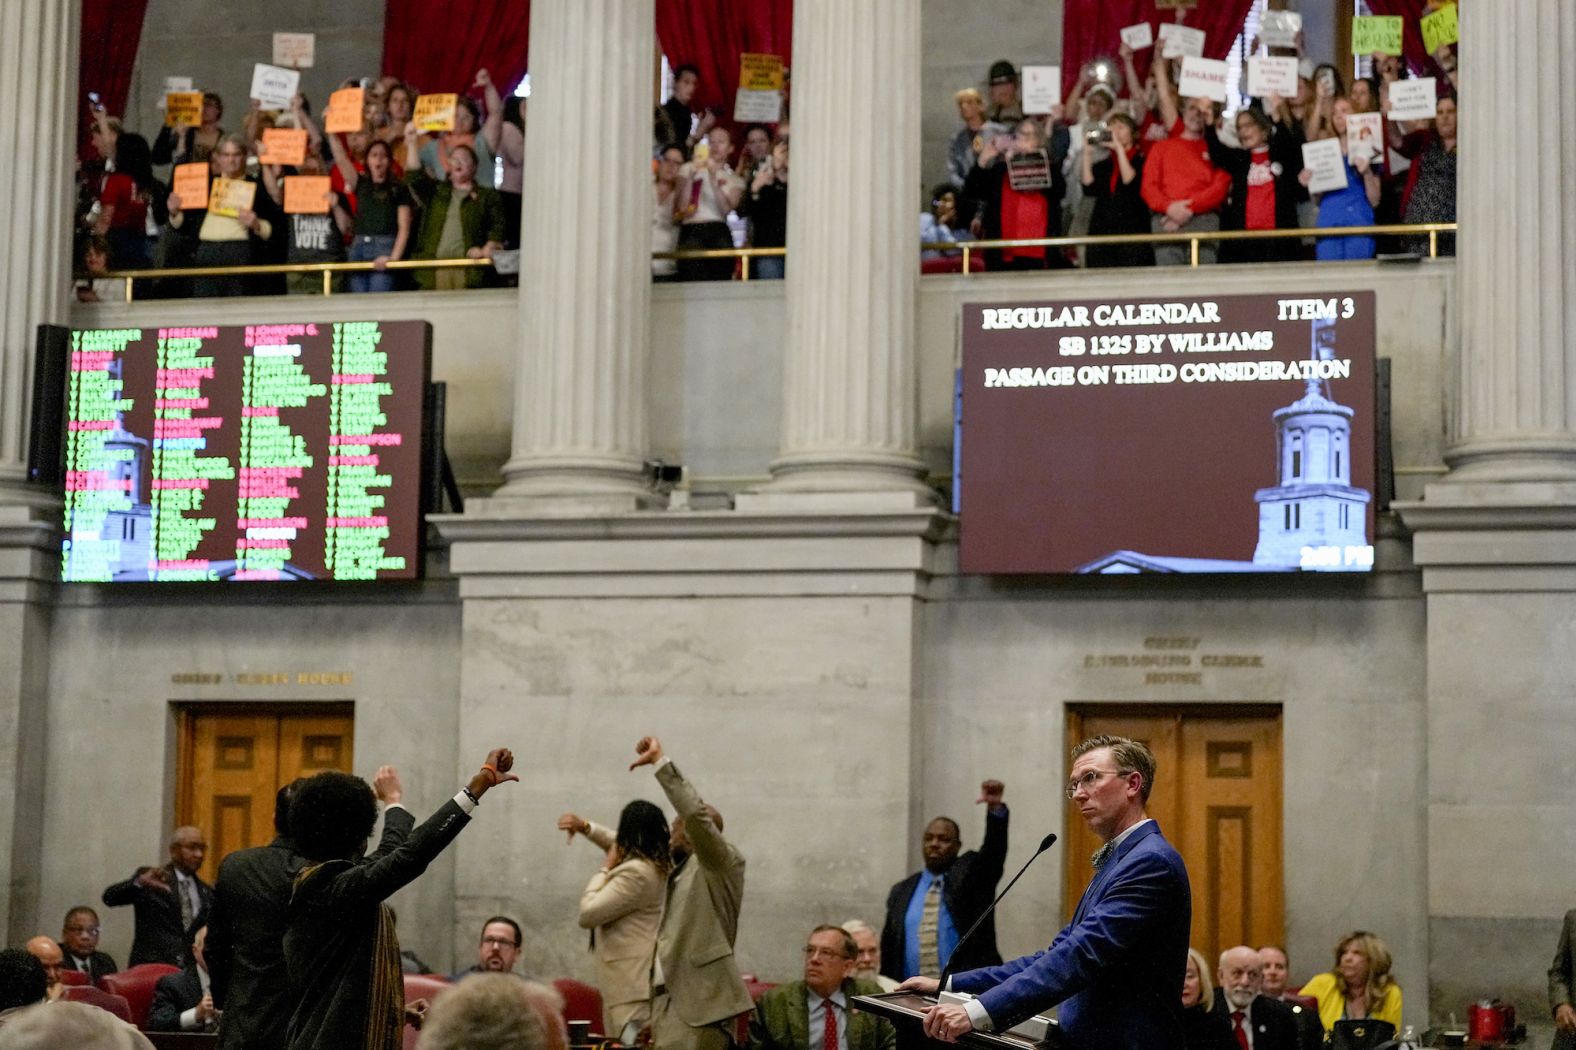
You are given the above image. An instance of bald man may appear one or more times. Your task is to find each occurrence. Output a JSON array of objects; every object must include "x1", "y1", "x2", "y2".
[
  {"x1": 1212, "y1": 946, "x2": 1298, "y2": 1050},
  {"x1": 23, "y1": 937, "x2": 64, "y2": 1001},
  {"x1": 103, "y1": 825, "x2": 213, "y2": 966}
]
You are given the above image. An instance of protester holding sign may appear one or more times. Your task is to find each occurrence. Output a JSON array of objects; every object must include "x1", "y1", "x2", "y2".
[
  {"x1": 1397, "y1": 94, "x2": 1457, "y2": 256},
  {"x1": 1298, "y1": 96, "x2": 1380, "y2": 261},
  {"x1": 1206, "y1": 103, "x2": 1304, "y2": 263},
  {"x1": 1081, "y1": 112, "x2": 1153, "y2": 268},
  {"x1": 166, "y1": 133, "x2": 282, "y2": 296},
  {"x1": 1142, "y1": 58, "x2": 1231, "y2": 265},
  {"x1": 403, "y1": 123, "x2": 505, "y2": 290},
  {"x1": 416, "y1": 69, "x2": 505, "y2": 188},
  {"x1": 152, "y1": 91, "x2": 224, "y2": 166},
  {"x1": 259, "y1": 144, "x2": 351, "y2": 295},
  {"x1": 963, "y1": 117, "x2": 1068, "y2": 270}
]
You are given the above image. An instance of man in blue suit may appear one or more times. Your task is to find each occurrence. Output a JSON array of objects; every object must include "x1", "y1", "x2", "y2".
[{"x1": 899, "y1": 735, "x2": 1191, "y2": 1050}]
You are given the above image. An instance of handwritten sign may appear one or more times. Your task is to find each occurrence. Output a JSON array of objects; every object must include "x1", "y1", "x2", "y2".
[
  {"x1": 1021, "y1": 65, "x2": 1061, "y2": 115},
  {"x1": 1301, "y1": 138, "x2": 1348, "y2": 195},
  {"x1": 1006, "y1": 149, "x2": 1052, "y2": 192},
  {"x1": 324, "y1": 87, "x2": 364, "y2": 134},
  {"x1": 1158, "y1": 23, "x2": 1206, "y2": 60},
  {"x1": 1178, "y1": 56, "x2": 1230, "y2": 103},
  {"x1": 1246, "y1": 56, "x2": 1299, "y2": 98},
  {"x1": 272, "y1": 32, "x2": 315, "y2": 69},
  {"x1": 1351, "y1": 15, "x2": 1403, "y2": 56},
  {"x1": 258, "y1": 127, "x2": 308, "y2": 166},
  {"x1": 1346, "y1": 112, "x2": 1383, "y2": 164},
  {"x1": 738, "y1": 53, "x2": 784, "y2": 91},
  {"x1": 1260, "y1": 10, "x2": 1302, "y2": 49},
  {"x1": 209, "y1": 177, "x2": 257, "y2": 219},
  {"x1": 413, "y1": 93, "x2": 457, "y2": 132},
  {"x1": 283, "y1": 175, "x2": 332, "y2": 214},
  {"x1": 1421, "y1": 3, "x2": 1458, "y2": 55},
  {"x1": 172, "y1": 163, "x2": 209, "y2": 211},
  {"x1": 164, "y1": 91, "x2": 204, "y2": 127},
  {"x1": 249, "y1": 63, "x2": 300, "y2": 110},
  {"x1": 1119, "y1": 22, "x2": 1154, "y2": 51},
  {"x1": 733, "y1": 88, "x2": 782, "y2": 122},
  {"x1": 1387, "y1": 76, "x2": 1438, "y2": 121}
]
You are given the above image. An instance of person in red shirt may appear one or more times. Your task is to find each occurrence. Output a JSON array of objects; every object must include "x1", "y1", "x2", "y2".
[{"x1": 1141, "y1": 91, "x2": 1231, "y2": 265}]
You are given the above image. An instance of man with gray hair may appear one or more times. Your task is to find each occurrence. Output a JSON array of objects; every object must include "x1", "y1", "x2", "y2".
[
  {"x1": 102, "y1": 825, "x2": 212, "y2": 967},
  {"x1": 1212, "y1": 945, "x2": 1299, "y2": 1050},
  {"x1": 418, "y1": 974, "x2": 567, "y2": 1050},
  {"x1": 840, "y1": 921, "x2": 898, "y2": 992}
]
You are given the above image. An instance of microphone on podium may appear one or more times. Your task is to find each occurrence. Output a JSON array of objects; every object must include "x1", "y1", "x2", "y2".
[{"x1": 937, "y1": 832, "x2": 1058, "y2": 991}]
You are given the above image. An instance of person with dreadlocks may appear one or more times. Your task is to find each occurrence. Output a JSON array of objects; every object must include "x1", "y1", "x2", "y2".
[
  {"x1": 557, "y1": 798, "x2": 673, "y2": 1041},
  {"x1": 283, "y1": 748, "x2": 518, "y2": 1050}
]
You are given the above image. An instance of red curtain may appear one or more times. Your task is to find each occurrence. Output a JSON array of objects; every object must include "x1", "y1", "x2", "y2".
[
  {"x1": 79, "y1": 0, "x2": 149, "y2": 151},
  {"x1": 1362, "y1": 0, "x2": 1438, "y2": 79},
  {"x1": 381, "y1": 0, "x2": 532, "y2": 97},
  {"x1": 655, "y1": 0, "x2": 793, "y2": 123},
  {"x1": 1061, "y1": 0, "x2": 1255, "y2": 100}
]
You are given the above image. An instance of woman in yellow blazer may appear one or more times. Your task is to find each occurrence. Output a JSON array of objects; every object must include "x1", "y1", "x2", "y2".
[
  {"x1": 1298, "y1": 930, "x2": 1404, "y2": 1035},
  {"x1": 559, "y1": 800, "x2": 671, "y2": 1042}
]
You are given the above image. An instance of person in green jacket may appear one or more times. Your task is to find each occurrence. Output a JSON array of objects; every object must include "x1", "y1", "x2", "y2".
[
  {"x1": 403, "y1": 123, "x2": 505, "y2": 290},
  {"x1": 749, "y1": 925, "x2": 896, "y2": 1050}
]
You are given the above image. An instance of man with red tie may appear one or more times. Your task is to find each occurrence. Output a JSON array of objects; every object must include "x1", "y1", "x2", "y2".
[
  {"x1": 1213, "y1": 946, "x2": 1300, "y2": 1050},
  {"x1": 747, "y1": 925, "x2": 895, "y2": 1050}
]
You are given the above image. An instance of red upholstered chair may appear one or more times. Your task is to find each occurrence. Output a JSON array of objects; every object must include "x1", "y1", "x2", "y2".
[
  {"x1": 61, "y1": 984, "x2": 133, "y2": 1023},
  {"x1": 552, "y1": 978, "x2": 604, "y2": 1032},
  {"x1": 99, "y1": 963, "x2": 180, "y2": 1029},
  {"x1": 57, "y1": 969, "x2": 91, "y2": 986},
  {"x1": 402, "y1": 974, "x2": 453, "y2": 1050}
]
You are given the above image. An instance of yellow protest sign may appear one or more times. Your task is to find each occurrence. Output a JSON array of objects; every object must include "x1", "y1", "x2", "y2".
[
  {"x1": 258, "y1": 127, "x2": 308, "y2": 166},
  {"x1": 738, "y1": 53, "x2": 784, "y2": 92},
  {"x1": 324, "y1": 87, "x2": 364, "y2": 134},
  {"x1": 209, "y1": 176, "x2": 257, "y2": 218},
  {"x1": 283, "y1": 175, "x2": 332, "y2": 214},
  {"x1": 1351, "y1": 15, "x2": 1403, "y2": 56},
  {"x1": 413, "y1": 93, "x2": 458, "y2": 132},
  {"x1": 1421, "y1": 3, "x2": 1458, "y2": 55},
  {"x1": 171, "y1": 163, "x2": 209, "y2": 211},
  {"x1": 164, "y1": 91, "x2": 204, "y2": 128}
]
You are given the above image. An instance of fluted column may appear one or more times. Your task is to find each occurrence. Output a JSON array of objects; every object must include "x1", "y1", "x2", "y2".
[
  {"x1": 0, "y1": 0, "x2": 77, "y2": 509},
  {"x1": 766, "y1": 0, "x2": 931, "y2": 497},
  {"x1": 490, "y1": 0, "x2": 655, "y2": 508},
  {"x1": 1445, "y1": 0, "x2": 1576, "y2": 481}
]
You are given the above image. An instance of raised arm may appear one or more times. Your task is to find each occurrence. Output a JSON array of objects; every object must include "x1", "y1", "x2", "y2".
[
  {"x1": 1153, "y1": 55, "x2": 1180, "y2": 132},
  {"x1": 476, "y1": 69, "x2": 505, "y2": 154},
  {"x1": 632, "y1": 736, "x2": 736, "y2": 874}
]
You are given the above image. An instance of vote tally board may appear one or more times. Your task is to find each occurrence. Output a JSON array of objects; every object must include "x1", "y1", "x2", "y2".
[{"x1": 61, "y1": 321, "x2": 431, "y2": 583}]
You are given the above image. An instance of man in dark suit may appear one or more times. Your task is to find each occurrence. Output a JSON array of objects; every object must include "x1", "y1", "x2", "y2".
[
  {"x1": 1549, "y1": 908, "x2": 1576, "y2": 1050},
  {"x1": 1214, "y1": 945, "x2": 1300, "y2": 1050},
  {"x1": 148, "y1": 926, "x2": 220, "y2": 1033},
  {"x1": 57, "y1": 906, "x2": 117, "y2": 981},
  {"x1": 101, "y1": 825, "x2": 212, "y2": 967},
  {"x1": 901, "y1": 735, "x2": 1191, "y2": 1050},
  {"x1": 1259, "y1": 945, "x2": 1325, "y2": 1050},
  {"x1": 879, "y1": 780, "x2": 1009, "y2": 982},
  {"x1": 749, "y1": 925, "x2": 896, "y2": 1050},
  {"x1": 205, "y1": 779, "x2": 307, "y2": 1050}
]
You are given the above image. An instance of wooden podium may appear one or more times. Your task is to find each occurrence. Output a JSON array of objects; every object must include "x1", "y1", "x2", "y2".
[{"x1": 852, "y1": 992, "x2": 1060, "y2": 1050}]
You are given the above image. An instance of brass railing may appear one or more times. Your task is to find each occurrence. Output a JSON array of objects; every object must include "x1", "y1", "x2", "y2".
[{"x1": 94, "y1": 223, "x2": 1457, "y2": 302}]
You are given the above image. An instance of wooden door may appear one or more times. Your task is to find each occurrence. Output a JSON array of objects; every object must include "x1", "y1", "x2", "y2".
[
  {"x1": 1063, "y1": 706, "x2": 1283, "y2": 962},
  {"x1": 178, "y1": 705, "x2": 354, "y2": 883}
]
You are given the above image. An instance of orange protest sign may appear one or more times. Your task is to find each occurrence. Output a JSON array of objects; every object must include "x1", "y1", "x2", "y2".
[
  {"x1": 209, "y1": 176, "x2": 257, "y2": 218},
  {"x1": 171, "y1": 163, "x2": 209, "y2": 211},
  {"x1": 283, "y1": 175, "x2": 333, "y2": 214},
  {"x1": 164, "y1": 91, "x2": 203, "y2": 128},
  {"x1": 413, "y1": 93, "x2": 457, "y2": 132},
  {"x1": 324, "y1": 87, "x2": 364, "y2": 134},
  {"x1": 258, "y1": 127, "x2": 308, "y2": 166}
]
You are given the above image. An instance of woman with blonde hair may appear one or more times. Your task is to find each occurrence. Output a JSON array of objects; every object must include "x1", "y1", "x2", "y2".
[
  {"x1": 1298, "y1": 930, "x2": 1403, "y2": 1032},
  {"x1": 1182, "y1": 947, "x2": 1236, "y2": 1050}
]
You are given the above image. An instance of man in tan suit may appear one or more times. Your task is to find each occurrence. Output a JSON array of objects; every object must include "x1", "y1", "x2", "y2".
[{"x1": 631, "y1": 736, "x2": 752, "y2": 1050}]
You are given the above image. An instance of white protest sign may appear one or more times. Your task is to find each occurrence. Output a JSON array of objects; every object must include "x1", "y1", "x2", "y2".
[
  {"x1": 159, "y1": 76, "x2": 193, "y2": 110},
  {"x1": 272, "y1": 32, "x2": 315, "y2": 69},
  {"x1": 249, "y1": 63, "x2": 300, "y2": 110},
  {"x1": 732, "y1": 89, "x2": 782, "y2": 123},
  {"x1": 1301, "y1": 138, "x2": 1348, "y2": 194},
  {"x1": 1260, "y1": 10, "x2": 1302, "y2": 49},
  {"x1": 1021, "y1": 65, "x2": 1061, "y2": 115},
  {"x1": 1387, "y1": 77, "x2": 1438, "y2": 121},
  {"x1": 1159, "y1": 23, "x2": 1206, "y2": 59},
  {"x1": 1178, "y1": 57, "x2": 1230, "y2": 103},
  {"x1": 1119, "y1": 22, "x2": 1154, "y2": 51},
  {"x1": 1246, "y1": 56, "x2": 1300, "y2": 98},
  {"x1": 1346, "y1": 113, "x2": 1383, "y2": 164}
]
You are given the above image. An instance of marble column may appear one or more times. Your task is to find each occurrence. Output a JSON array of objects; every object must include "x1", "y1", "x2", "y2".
[
  {"x1": 764, "y1": 0, "x2": 932, "y2": 498},
  {"x1": 487, "y1": 0, "x2": 656, "y2": 510},
  {"x1": 0, "y1": 0, "x2": 77, "y2": 509},
  {"x1": 1443, "y1": 0, "x2": 1576, "y2": 482}
]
